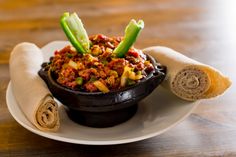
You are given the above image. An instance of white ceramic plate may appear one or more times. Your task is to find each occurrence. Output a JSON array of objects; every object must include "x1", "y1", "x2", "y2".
[{"x1": 6, "y1": 41, "x2": 199, "y2": 145}]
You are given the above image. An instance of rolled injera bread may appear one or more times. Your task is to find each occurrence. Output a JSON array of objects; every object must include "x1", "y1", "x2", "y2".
[
  {"x1": 143, "y1": 46, "x2": 231, "y2": 101},
  {"x1": 9, "y1": 42, "x2": 60, "y2": 131}
]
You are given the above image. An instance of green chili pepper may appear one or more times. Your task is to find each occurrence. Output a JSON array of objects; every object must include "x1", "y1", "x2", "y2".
[
  {"x1": 127, "y1": 78, "x2": 136, "y2": 86},
  {"x1": 66, "y1": 53, "x2": 73, "y2": 58},
  {"x1": 75, "y1": 77, "x2": 83, "y2": 85},
  {"x1": 89, "y1": 76, "x2": 97, "y2": 82},
  {"x1": 113, "y1": 19, "x2": 144, "y2": 58},
  {"x1": 60, "y1": 12, "x2": 90, "y2": 54}
]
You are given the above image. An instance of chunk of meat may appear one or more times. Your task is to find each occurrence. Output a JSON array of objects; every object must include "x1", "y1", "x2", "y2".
[
  {"x1": 84, "y1": 82, "x2": 98, "y2": 92},
  {"x1": 78, "y1": 68, "x2": 98, "y2": 81},
  {"x1": 108, "y1": 58, "x2": 128, "y2": 75}
]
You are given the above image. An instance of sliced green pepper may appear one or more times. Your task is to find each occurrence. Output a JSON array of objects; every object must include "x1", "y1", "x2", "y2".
[
  {"x1": 76, "y1": 77, "x2": 83, "y2": 85},
  {"x1": 113, "y1": 19, "x2": 144, "y2": 58},
  {"x1": 60, "y1": 12, "x2": 90, "y2": 54},
  {"x1": 126, "y1": 78, "x2": 136, "y2": 86}
]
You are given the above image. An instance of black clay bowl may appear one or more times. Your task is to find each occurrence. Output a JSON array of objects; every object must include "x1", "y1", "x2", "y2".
[{"x1": 38, "y1": 54, "x2": 166, "y2": 128}]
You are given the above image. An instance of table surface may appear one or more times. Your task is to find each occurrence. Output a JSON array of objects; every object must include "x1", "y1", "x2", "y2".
[{"x1": 1, "y1": 0, "x2": 236, "y2": 156}]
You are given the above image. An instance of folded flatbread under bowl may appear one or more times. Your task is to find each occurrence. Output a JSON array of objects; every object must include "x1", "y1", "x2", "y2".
[
  {"x1": 143, "y1": 46, "x2": 231, "y2": 101},
  {"x1": 9, "y1": 42, "x2": 60, "y2": 131}
]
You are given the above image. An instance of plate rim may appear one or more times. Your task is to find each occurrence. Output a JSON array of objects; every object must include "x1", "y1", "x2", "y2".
[{"x1": 6, "y1": 82, "x2": 199, "y2": 145}]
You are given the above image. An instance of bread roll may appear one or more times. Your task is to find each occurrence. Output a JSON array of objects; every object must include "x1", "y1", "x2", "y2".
[
  {"x1": 143, "y1": 46, "x2": 231, "y2": 101},
  {"x1": 10, "y1": 42, "x2": 60, "y2": 131}
]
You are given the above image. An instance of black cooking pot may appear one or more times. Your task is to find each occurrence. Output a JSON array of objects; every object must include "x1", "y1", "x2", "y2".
[{"x1": 38, "y1": 54, "x2": 166, "y2": 128}]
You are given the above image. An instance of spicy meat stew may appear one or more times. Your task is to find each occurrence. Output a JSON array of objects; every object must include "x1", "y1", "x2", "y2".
[{"x1": 49, "y1": 34, "x2": 154, "y2": 93}]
